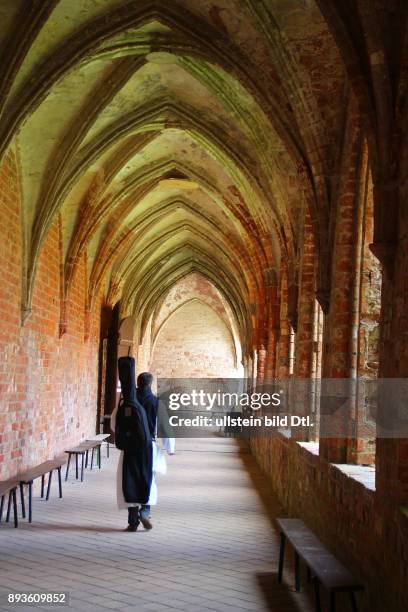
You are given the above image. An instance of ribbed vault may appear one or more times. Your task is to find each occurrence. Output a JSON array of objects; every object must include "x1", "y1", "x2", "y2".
[
  {"x1": 143, "y1": 271, "x2": 243, "y2": 371},
  {"x1": 0, "y1": 0, "x2": 350, "y2": 363}
]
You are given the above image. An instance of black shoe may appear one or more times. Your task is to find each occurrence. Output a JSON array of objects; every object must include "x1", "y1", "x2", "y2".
[{"x1": 126, "y1": 523, "x2": 139, "y2": 532}]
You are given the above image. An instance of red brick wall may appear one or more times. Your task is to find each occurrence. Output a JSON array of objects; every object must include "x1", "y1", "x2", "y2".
[
  {"x1": 138, "y1": 273, "x2": 243, "y2": 379},
  {"x1": 0, "y1": 147, "x2": 103, "y2": 479},
  {"x1": 153, "y1": 273, "x2": 231, "y2": 331},
  {"x1": 151, "y1": 300, "x2": 240, "y2": 378}
]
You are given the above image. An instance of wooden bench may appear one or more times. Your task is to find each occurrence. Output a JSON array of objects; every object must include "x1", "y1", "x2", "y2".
[
  {"x1": 277, "y1": 518, "x2": 364, "y2": 612},
  {"x1": 86, "y1": 433, "x2": 110, "y2": 458},
  {"x1": 17, "y1": 457, "x2": 64, "y2": 523},
  {"x1": 0, "y1": 480, "x2": 18, "y2": 528},
  {"x1": 65, "y1": 440, "x2": 102, "y2": 482}
]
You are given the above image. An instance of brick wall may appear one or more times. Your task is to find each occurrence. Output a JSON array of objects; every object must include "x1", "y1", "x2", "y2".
[
  {"x1": 0, "y1": 148, "x2": 103, "y2": 479},
  {"x1": 151, "y1": 300, "x2": 239, "y2": 378},
  {"x1": 250, "y1": 436, "x2": 408, "y2": 612}
]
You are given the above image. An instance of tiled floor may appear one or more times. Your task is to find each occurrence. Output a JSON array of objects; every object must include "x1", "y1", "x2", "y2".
[{"x1": 1, "y1": 437, "x2": 341, "y2": 611}]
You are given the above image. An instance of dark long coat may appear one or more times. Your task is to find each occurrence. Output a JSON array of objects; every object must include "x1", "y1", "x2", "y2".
[{"x1": 116, "y1": 357, "x2": 153, "y2": 504}]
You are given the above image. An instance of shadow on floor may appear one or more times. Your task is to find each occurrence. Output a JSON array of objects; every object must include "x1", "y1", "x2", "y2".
[
  {"x1": 257, "y1": 570, "x2": 357, "y2": 612},
  {"x1": 11, "y1": 522, "x2": 141, "y2": 533},
  {"x1": 257, "y1": 571, "x2": 314, "y2": 612},
  {"x1": 235, "y1": 439, "x2": 285, "y2": 526}
]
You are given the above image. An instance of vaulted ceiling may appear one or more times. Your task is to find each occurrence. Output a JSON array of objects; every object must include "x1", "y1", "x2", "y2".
[{"x1": 0, "y1": 0, "x2": 352, "y2": 354}]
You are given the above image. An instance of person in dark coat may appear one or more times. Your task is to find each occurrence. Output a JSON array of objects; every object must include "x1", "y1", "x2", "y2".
[
  {"x1": 136, "y1": 372, "x2": 159, "y2": 526},
  {"x1": 136, "y1": 372, "x2": 158, "y2": 439},
  {"x1": 111, "y1": 357, "x2": 154, "y2": 532}
]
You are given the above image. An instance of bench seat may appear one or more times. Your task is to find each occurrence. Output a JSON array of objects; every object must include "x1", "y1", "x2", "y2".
[
  {"x1": 86, "y1": 433, "x2": 110, "y2": 458},
  {"x1": 277, "y1": 518, "x2": 363, "y2": 612},
  {"x1": 16, "y1": 457, "x2": 65, "y2": 522},
  {"x1": 85, "y1": 434, "x2": 110, "y2": 441},
  {"x1": 17, "y1": 457, "x2": 64, "y2": 484},
  {"x1": 65, "y1": 441, "x2": 102, "y2": 481}
]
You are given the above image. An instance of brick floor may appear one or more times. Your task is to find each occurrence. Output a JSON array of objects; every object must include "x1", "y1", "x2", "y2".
[{"x1": 0, "y1": 437, "x2": 349, "y2": 611}]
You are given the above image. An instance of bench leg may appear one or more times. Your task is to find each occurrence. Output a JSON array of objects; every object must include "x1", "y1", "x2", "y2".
[
  {"x1": 75, "y1": 454, "x2": 79, "y2": 479},
  {"x1": 313, "y1": 579, "x2": 321, "y2": 612},
  {"x1": 278, "y1": 532, "x2": 286, "y2": 583},
  {"x1": 98, "y1": 445, "x2": 101, "y2": 469},
  {"x1": 28, "y1": 482, "x2": 32, "y2": 523},
  {"x1": 65, "y1": 454, "x2": 71, "y2": 481},
  {"x1": 0, "y1": 494, "x2": 4, "y2": 523},
  {"x1": 6, "y1": 491, "x2": 11, "y2": 521},
  {"x1": 349, "y1": 591, "x2": 358, "y2": 612},
  {"x1": 90, "y1": 448, "x2": 94, "y2": 470},
  {"x1": 294, "y1": 551, "x2": 301, "y2": 592},
  {"x1": 12, "y1": 489, "x2": 18, "y2": 528},
  {"x1": 107, "y1": 441, "x2": 109, "y2": 458},
  {"x1": 20, "y1": 483, "x2": 26, "y2": 519},
  {"x1": 307, "y1": 566, "x2": 312, "y2": 583},
  {"x1": 46, "y1": 470, "x2": 53, "y2": 500},
  {"x1": 85, "y1": 450, "x2": 89, "y2": 469},
  {"x1": 57, "y1": 467, "x2": 62, "y2": 498},
  {"x1": 41, "y1": 474, "x2": 45, "y2": 498},
  {"x1": 330, "y1": 591, "x2": 336, "y2": 612},
  {"x1": 81, "y1": 453, "x2": 85, "y2": 482}
]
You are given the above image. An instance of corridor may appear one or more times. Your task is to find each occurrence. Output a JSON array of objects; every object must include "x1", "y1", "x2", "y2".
[
  {"x1": 0, "y1": 1, "x2": 408, "y2": 611},
  {"x1": 0, "y1": 438, "x2": 323, "y2": 612}
]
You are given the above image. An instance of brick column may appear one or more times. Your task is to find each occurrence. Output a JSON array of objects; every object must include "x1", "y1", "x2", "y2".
[
  {"x1": 256, "y1": 344, "x2": 266, "y2": 384},
  {"x1": 264, "y1": 285, "x2": 279, "y2": 382},
  {"x1": 276, "y1": 266, "x2": 290, "y2": 380},
  {"x1": 295, "y1": 211, "x2": 316, "y2": 379},
  {"x1": 319, "y1": 99, "x2": 363, "y2": 463},
  {"x1": 374, "y1": 184, "x2": 408, "y2": 505},
  {"x1": 349, "y1": 160, "x2": 379, "y2": 465},
  {"x1": 292, "y1": 210, "x2": 316, "y2": 440}
]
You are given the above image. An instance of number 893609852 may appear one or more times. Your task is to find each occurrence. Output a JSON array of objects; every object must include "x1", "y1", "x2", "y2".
[{"x1": 7, "y1": 592, "x2": 68, "y2": 605}]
